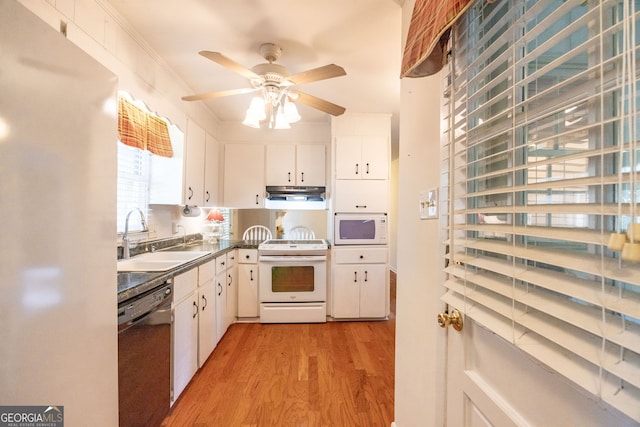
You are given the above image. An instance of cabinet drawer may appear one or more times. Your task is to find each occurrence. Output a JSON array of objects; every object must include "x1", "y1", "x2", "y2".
[
  {"x1": 215, "y1": 255, "x2": 227, "y2": 274},
  {"x1": 333, "y1": 247, "x2": 388, "y2": 264},
  {"x1": 198, "y1": 260, "x2": 215, "y2": 285},
  {"x1": 238, "y1": 249, "x2": 258, "y2": 264},
  {"x1": 173, "y1": 268, "x2": 198, "y2": 302}
]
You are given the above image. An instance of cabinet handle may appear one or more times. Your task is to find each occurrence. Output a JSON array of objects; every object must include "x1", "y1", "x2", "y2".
[
  {"x1": 288, "y1": 172, "x2": 291, "y2": 182},
  {"x1": 301, "y1": 172, "x2": 304, "y2": 182},
  {"x1": 364, "y1": 270, "x2": 368, "y2": 282},
  {"x1": 221, "y1": 261, "x2": 225, "y2": 266},
  {"x1": 355, "y1": 163, "x2": 359, "y2": 175},
  {"x1": 202, "y1": 294, "x2": 207, "y2": 310},
  {"x1": 218, "y1": 282, "x2": 222, "y2": 296},
  {"x1": 250, "y1": 269, "x2": 254, "y2": 281},
  {"x1": 188, "y1": 186, "x2": 193, "y2": 200},
  {"x1": 366, "y1": 163, "x2": 370, "y2": 174},
  {"x1": 255, "y1": 194, "x2": 259, "y2": 205},
  {"x1": 228, "y1": 273, "x2": 232, "y2": 286},
  {"x1": 354, "y1": 271, "x2": 358, "y2": 283},
  {"x1": 205, "y1": 191, "x2": 210, "y2": 202},
  {"x1": 192, "y1": 301, "x2": 198, "y2": 318},
  {"x1": 245, "y1": 254, "x2": 250, "y2": 259},
  {"x1": 355, "y1": 205, "x2": 367, "y2": 209},
  {"x1": 360, "y1": 255, "x2": 364, "y2": 259}
]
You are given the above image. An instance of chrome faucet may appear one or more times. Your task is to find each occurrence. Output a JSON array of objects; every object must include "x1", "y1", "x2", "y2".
[{"x1": 122, "y1": 208, "x2": 149, "y2": 259}]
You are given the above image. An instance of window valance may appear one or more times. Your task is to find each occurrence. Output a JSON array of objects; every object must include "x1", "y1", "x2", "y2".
[
  {"x1": 117, "y1": 96, "x2": 173, "y2": 158},
  {"x1": 401, "y1": 0, "x2": 474, "y2": 78}
]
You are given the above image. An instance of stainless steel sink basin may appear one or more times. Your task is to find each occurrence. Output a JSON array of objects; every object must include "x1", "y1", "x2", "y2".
[{"x1": 117, "y1": 251, "x2": 209, "y2": 272}]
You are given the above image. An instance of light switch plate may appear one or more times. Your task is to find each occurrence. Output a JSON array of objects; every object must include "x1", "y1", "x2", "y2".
[{"x1": 419, "y1": 188, "x2": 438, "y2": 220}]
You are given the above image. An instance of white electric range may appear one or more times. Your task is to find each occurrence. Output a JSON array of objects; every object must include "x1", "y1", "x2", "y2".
[{"x1": 258, "y1": 239, "x2": 328, "y2": 323}]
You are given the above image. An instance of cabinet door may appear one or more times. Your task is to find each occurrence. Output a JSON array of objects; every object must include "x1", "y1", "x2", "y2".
[
  {"x1": 359, "y1": 263, "x2": 387, "y2": 318},
  {"x1": 226, "y1": 265, "x2": 237, "y2": 328},
  {"x1": 173, "y1": 291, "x2": 198, "y2": 403},
  {"x1": 238, "y1": 263, "x2": 258, "y2": 317},
  {"x1": 203, "y1": 132, "x2": 219, "y2": 207},
  {"x1": 197, "y1": 280, "x2": 216, "y2": 368},
  {"x1": 335, "y1": 136, "x2": 362, "y2": 179},
  {"x1": 333, "y1": 179, "x2": 389, "y2": 213},
  {"x1": 265, "y1": 145, "x2": 296, "y2": 185},
  {"x1": 215, "y1": 272, "x2": 227, "y2": 344},
  {"x1": 223, "y1": 144, "x2": 265, "y2": 208},
  {"x1": 332, "y1": 265, "x2": 361, "y2": 318},
  {"x1": 361, "y1": 135, "x2": 389, "y2": 180},
  {"x1": 184, "y1": 120, "x2": 206, "y2": 205},
  {"x1": 296, "y1": 144, "x2": 325, "y2": 186}
]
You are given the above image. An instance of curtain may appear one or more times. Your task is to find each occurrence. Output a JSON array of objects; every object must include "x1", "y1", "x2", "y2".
[
  {"x1": 117, "y1": 96, "x2": 173, "y2": 158},
  {"x1": 401, "y1": 0, "x2": 474, "y2": 77}
]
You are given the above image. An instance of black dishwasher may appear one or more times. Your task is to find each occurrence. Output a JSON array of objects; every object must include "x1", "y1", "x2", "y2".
[{"x1": 118, "y1": 282, "x2": 173, "y2": 427}]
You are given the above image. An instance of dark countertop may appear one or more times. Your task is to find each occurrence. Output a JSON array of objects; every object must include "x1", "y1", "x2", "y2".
[{"x1": 117, "y1": 239, "x2": 259, "y2": 304}]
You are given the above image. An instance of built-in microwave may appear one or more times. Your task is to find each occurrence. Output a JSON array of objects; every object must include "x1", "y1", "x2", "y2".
[{"x1": 333, "y1": 213, "x2": 388, "y2": 245}]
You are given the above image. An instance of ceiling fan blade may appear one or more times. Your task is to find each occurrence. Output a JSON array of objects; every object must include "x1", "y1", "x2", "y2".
[
  {"x1": 182, "y1": 87, "x2": 257, "y2": 102},
  {"x1": 291, "y1": 91, "x2": 346, "y2": 116},
  {"x1": 285, "y1": 64, "x2": 346, "y2": 85},
  {"x1": 198, "y1": 51, "x2": 261, "y2": 80}
]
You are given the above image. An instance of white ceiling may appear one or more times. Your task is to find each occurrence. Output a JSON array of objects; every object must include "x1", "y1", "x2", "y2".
[{"x1": 106, "y1": 0, "x2": 404, "y2": 142}]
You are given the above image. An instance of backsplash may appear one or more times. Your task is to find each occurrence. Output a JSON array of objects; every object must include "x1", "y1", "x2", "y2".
[{"x1": 117, "y1": 233, "x2": 203, "y2": 259}]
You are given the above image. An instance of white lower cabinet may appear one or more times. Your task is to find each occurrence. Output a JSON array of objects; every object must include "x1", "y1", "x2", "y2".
[
  {"x1": 172, "y1": 268, "x2": 198, "y2": 405},
  {"x1": 237, "y1": 249, "x2": 258, "y2": 318},
  {"x1": 197, "y1": 260, "x2": 216, "y2": 368},
  {"x1": 215, "y1": 270, "x2": 227, "y2": 344},
  {"x1": 215, "y1": 250, "x2": 237, "y2": 343},
  {"x1": 332, "y1": 247, "x2": 388, "y2": 319},
  {"x1": 226, "y1": 250, "x2": 238, "y2": 329}
]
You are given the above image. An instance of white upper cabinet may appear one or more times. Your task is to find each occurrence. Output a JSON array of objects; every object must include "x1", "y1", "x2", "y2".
[
  {"x1": 266, "y1": 144, "x2": 325, "y2": 186},
  {"x1": 223, "y1": 144, "x2": 265, "y2": 208},
  {"x1": 335, "y1": 135, "x2": 388, "y2": 180},
  {"x1": 203, "y1": 133, "x2": 219, "y2": 207},
  {"x1": 184, "y1": 119, "x2": 219, "y2": 206},
  {"x1": 183, "y1": 119, "x2": 206, "y2": 205}
]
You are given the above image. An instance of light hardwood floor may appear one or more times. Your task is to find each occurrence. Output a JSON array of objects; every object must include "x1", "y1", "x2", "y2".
[{"x1": 162, "y1": 272, "x2": 396, "y2": 427}]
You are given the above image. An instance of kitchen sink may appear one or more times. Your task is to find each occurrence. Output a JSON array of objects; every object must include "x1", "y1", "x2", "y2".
[{"x1": 117, "y1": 251, "x2": 209, "y2": 272}]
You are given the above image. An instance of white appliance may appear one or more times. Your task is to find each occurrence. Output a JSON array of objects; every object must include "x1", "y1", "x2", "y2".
[
  {"x1": 1, "y1": 2, "x2": 119, "y2": 425},
  {"x1": 333, "y1": 213, "x2": 388, "y2": 245},
  {"x1": 258, "y1": 239, "x2": 328, "y2": 323}
]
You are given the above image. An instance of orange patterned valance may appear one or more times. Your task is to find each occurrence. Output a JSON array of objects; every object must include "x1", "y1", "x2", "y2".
[
  {"x1": 117, "y1": 96, "x2": 173, "y2": 158},
  {"x1": 401, "y1": 0, "x2": 474, "y2": 78}
]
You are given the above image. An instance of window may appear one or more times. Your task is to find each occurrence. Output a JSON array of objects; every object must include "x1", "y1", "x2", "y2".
[
  {"x1": 117, "y1": 141, "x2": 150, "y2": 233},
  {"x1": 442, "y1": 0, "x2": 640, "y2": 421}
]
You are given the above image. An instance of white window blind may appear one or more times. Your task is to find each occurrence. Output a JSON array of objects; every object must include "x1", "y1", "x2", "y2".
[
  {"x1": 442, "y1": 0, "x2": 640, "y2": 421},
  {"x1": 117, "y1": 141, "x2": 150, "y2": 233}
]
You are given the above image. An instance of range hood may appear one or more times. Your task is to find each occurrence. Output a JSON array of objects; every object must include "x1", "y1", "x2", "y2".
[{"x1": 264, "y1": 186, "x2": 326, "y2": 210}]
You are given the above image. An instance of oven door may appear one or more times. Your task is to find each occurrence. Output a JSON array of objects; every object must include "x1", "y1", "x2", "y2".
[{"x1": 258, "y1": 255, "x2": 327, "y2": 303}]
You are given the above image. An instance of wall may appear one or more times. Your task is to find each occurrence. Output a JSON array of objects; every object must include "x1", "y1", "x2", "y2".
[
  {"x1": 394, "y1": 61, "x2": 445, "y2": 427},
  {"x1": 19, "y1": 0, "x2": 222, "y2": 247}
]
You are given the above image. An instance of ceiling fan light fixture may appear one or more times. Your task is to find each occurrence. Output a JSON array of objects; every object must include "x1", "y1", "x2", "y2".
[
  {"x1": 242, "y1": 109, "x2": 261, "y2": 128},
  {"x1": 248, "y1": 96, "x2": 266, "y2": 120},
  {"x1": 274, "y1": 107, "x2": 291, "y2": 129},
  {"x1": 283, "y1": 100, "x2": 301, "y2": 123}
]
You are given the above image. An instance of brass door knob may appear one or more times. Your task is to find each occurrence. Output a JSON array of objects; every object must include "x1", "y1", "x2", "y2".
[{"x1": 437, "y1": 309, "x2": 463, "y2": 331}]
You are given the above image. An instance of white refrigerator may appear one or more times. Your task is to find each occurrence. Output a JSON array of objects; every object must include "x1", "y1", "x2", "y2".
[{"x1": 0, "y1": 1, "x2": 119, "y2": 425}]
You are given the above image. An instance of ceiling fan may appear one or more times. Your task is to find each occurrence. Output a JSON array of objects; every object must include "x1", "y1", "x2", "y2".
[{"x1": 181, "y1": 43, "x2": 347, "y2": 118}]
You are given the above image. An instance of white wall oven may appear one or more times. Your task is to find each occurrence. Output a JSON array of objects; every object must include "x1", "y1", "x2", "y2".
[
  {"x1": 333, "y1": 213, "x2": 388, "y2": 245},
  {"x1": 258, "y1": 239, "x2": 328, "y2": 323}
]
